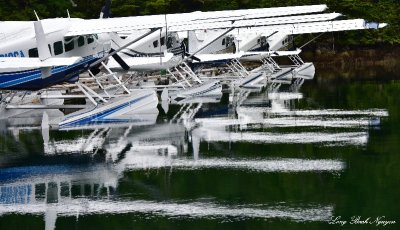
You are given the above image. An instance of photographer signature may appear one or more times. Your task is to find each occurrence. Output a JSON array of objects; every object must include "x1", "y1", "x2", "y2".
[{"x1": 328, "y1": 216, "x2": 396, "y2": 227}]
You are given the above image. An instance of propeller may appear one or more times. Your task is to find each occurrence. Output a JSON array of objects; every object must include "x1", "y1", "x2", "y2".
[
  {"x1": 184, "y1": 52, "x2": 202, "y2": 62},
  {"x1": 110, "y1": 48, "x2": 130, "y2": 71},
  {"x1": 259, "y1": 36, "x2": 271, "y2": 51},
  {"x1": 89, "y1": 28, "x2": 162, "y2": 69},
  {"x1": 100, "y1": 0, "x2": 112, "y2": 19},
  {"x1": 97, "y1": 0, "x2": 155, "y2": 72}
]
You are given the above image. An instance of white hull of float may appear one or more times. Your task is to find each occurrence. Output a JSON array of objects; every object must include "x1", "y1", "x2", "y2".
[
  {"x1": 165, "y1": 80, "x2": 222, "y2": 102},
  {"x1": 58, "y1": 109, "x2": 159, "y2": 131},
  {"x1": 268, "y1": 67, "x2": 294, "y2": 81},
  {"x1": 237, "y1": 72, "x2": 266, "y2": 89},
  {"x1": 59, "y1": 89, "x2": 158, "y2": 128},
  {"x1": 293, "y1": 62, "x2": 315, "y2": 79}
]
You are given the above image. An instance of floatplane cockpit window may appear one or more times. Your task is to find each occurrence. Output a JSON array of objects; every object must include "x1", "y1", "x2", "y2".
[
  {"x1": 160, "y1": 36, "x2": 165, "y2": 46},
  {"x1": 28, "y1": 48, "x2": 38, "y2": 58},
  {"x1": 64, "y1": 36, "x2": 74, "y2": 52},
  {"x1": 78, "y1": 36, "x2": 85, "y2": 47},
  {"x1": 54, "y1": 41, "x2": 64, "y2": 55},
  {"x1": 222, "y1": 38, "x2": 225, "y2": 46},
  {"x1": 87, "y1": 35, "x2": 94, "y2": 44},
  {"x1": 153, "y1": 40, "x2": 159, "y2": 48}
]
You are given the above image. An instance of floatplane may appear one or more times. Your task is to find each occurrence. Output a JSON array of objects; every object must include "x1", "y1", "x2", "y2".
[
  {"x1": 0, "y1": 2, "x2": 387, "y2": 130},
  {"x1": 0, "y1": 12, "x2": 161, "y2": 127},
  {"x1": 94, "y1": 3, "x2": 340, "y2": 102},
  {"x1": 1, "y1": 3, "x2": 331, "y2": 127},
  {"x1": 184, "y1": 13, "x2": 386, "y2": 88}
]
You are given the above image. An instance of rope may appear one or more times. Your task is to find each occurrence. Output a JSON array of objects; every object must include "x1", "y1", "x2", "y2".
[{"x1": 300, "y1": 32, "x2": 326, "y2": 49}]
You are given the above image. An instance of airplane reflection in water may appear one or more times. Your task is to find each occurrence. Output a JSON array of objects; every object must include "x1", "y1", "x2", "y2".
[
  {"x1": 0, "y1": 131, "x2": 339, "y2": 228},
  {"x1": 192, "y1": 86, "x2": 388, "y2": 148},
  {"x1": 0, "y1": 81, "x2": 389, "y2": 228},
  {"x1": 0, "y1": 127, "x2": 339, "y2": 227}
]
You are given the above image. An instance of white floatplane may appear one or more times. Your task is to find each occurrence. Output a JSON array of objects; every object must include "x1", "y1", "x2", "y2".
[
  {"x1": 2, "y1": 4, "x2": 328, "y2": 123},
  {"x1": 0, "y1": 3, "x2": 387, "y2": 127},
  {"x1": 183, "y1": 14, "x2": 386, "y2": 88}
]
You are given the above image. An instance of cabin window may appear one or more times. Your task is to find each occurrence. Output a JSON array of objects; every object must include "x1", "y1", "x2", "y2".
[
  {"x1": 87, "y1": 35, "x2": 94, "y2": 44},
  {"x1": 160, "y1": 37, "x2": 165, "y2": 46},
  {"x1": 78, "y1": 36, "x2": 85, "y2": 47},
  {"x1": 64, "y1": 37, "x2": 74, "y2": 52},
  {"x1": 54, "y1": 41, "x2": 64, "y2": 55},
  {"x1": 222, "y1": 38, "x2": 225, "y2": 46},
  {"x1": 28, "y1": 48, "x2": 39, "y2": 58},
  {"x1": 153, "y1": 40, "x2": 158, "y2": 48}
]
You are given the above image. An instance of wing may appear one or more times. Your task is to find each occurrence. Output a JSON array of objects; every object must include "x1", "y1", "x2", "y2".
[
  {"x1": 242, "y1": 19, "x2": 388, "y2": 36},
  {"x1": 65, "y1": 5, "x2": 330, "y2": 36},
  {"x1": 167, "y1": 13, "x2": 341, "y2": 32}
]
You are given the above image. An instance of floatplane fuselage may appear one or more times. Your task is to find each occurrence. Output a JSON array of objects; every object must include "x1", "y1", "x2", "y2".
[
  {"x1": 0, "y1": 18, "x2": 160, "y2": 128},
  {"x1": 107, "y1": 28, "x2": 185, "y2": 72},
  {"x1": 0, "y1": 18, "x2": 111, "y2": 90}
]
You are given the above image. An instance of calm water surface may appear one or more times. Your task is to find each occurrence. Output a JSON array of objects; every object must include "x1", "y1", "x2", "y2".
[{"x1": 0, "y1": 68, "x2": 399, "y2": 229}]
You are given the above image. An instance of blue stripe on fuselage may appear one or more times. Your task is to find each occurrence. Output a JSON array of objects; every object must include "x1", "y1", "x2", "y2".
[{"x1": 0, "y1": 56, "x2": 99, "y2": 90}]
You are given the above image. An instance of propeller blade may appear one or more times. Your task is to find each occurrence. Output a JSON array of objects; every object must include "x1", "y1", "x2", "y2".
[
  {"x1": 100, "y1": 0, "x2": 112, "y2": 19},
  {"x1": 90, "y1": 28, "x2": 161, "y2": 68},
  {"x1": 184, "y1": 52, "x2": 201, "y2": 62},
  {"x1": 110, "y1": 48, "x2": 130, "y2": 71},
  {"x1": 191, "y1": 55, "x2": 202, "y2": 62}
]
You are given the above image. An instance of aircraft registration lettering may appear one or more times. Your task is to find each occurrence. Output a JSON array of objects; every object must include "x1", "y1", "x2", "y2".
[{"x1": 0, "y1": 50, "x2": 25, "y2": 57}]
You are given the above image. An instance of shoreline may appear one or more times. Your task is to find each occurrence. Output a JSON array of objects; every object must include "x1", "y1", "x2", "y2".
[
  {"x1": 302, "y1": 46, "x2": 400, "y2": 69},
  {"x1": 299, "y1": 46, "x2": 400, "y2": 80}
]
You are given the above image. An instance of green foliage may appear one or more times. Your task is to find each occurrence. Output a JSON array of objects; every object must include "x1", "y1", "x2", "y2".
[{"x1": 0, "y1": 0, "x2": 398, "y2": 45}]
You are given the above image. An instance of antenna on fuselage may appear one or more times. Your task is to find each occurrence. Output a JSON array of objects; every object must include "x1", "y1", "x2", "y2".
[
  {"x1": 67, "y1": 9, "x2": 71, "y2": 19},
  {"x1": 34, "y1": 10, "x2": 40, "y2": 21}
]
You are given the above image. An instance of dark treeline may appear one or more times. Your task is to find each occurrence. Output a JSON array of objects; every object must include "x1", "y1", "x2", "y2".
[{"x1": 0, "y1": 0, "x2": 399, "y2": 47}]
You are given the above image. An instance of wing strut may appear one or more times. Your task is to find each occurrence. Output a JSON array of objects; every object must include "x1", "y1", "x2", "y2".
[{"x1": 90, "y1": 28, "x2": 162, "y2": 68}]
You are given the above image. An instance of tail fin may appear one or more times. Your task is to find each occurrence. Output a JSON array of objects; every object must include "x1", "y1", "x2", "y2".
[
  {"x1": 100, "y1": 0, "x2": 112, "y2": 19},
  {"x1": 188, "y1": 31, "x2": 202, "y2": 54},
  {"x1": 109, "y1": 32, "x2": 126, "y2": 49},
  {"x1": 34, "y1": 20, "x2": 51, "y2": 61}
]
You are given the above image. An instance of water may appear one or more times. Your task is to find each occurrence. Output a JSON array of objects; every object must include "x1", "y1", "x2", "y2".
[{"x1": 0, "y1": 68, "x2": 399, "y2": 229}]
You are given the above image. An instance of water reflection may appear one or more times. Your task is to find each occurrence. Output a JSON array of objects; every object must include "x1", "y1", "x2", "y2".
[
  {"x1": 0, "y1": 79, "x2": 390, "y2": 228},
  {"x1": 0, "y1": 199, "x2": 334, "y2": 222}
]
